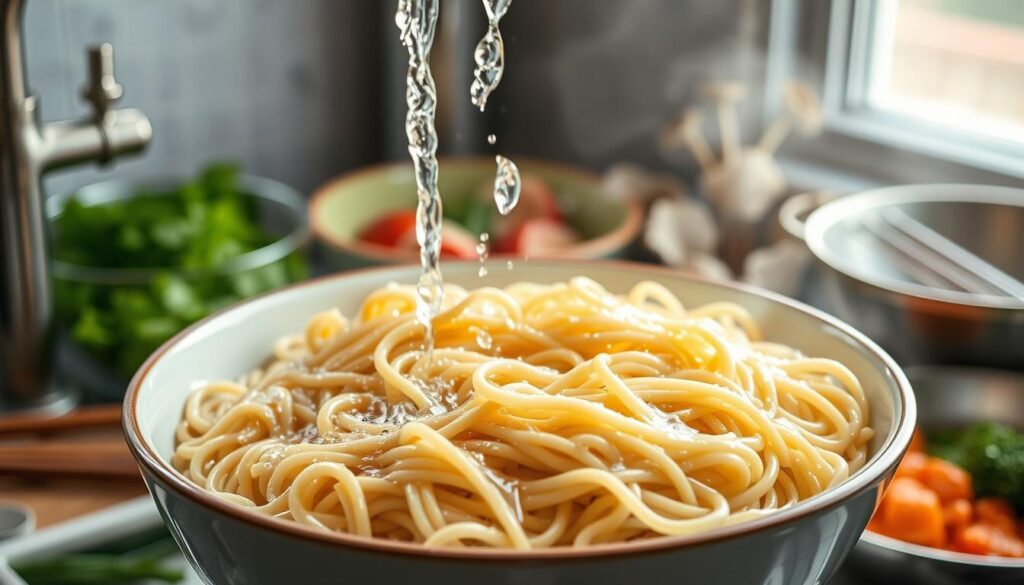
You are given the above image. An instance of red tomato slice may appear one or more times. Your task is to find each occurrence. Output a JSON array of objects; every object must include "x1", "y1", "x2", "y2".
[{"x1": 358, "y1": 210, "x2": 417, "y2": 247}]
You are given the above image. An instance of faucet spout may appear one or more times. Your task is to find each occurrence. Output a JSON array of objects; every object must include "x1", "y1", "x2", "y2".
[{"x1": 41, "y1": 108, "x2": 152, "y2": 170}]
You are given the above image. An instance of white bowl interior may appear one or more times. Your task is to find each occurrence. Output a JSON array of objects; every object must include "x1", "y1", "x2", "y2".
[{"x1": 134, "y1": 261, "x2": 901, "y2": 487}]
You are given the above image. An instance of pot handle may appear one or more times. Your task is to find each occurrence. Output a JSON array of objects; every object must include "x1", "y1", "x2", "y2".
[{"x1": 778, "y1": 191, "x2": 836, "y2": 241}]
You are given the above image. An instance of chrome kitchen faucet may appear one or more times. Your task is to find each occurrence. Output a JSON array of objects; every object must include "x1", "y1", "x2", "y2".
[{"x1": 0, "y1": 1, "x2": 151, "y2": 411}]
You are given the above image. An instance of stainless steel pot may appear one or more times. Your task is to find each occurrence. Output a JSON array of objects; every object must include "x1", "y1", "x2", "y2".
[{"x1": 781, "y1": 185, "x2": 1024, "y2": 369}]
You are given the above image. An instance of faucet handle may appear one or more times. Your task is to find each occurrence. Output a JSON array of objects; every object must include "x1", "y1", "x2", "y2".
[{"x1": 81, "y1": 43, "x2": 124, "y2": 120}]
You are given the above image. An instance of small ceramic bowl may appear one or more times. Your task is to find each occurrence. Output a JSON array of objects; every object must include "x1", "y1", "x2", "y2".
[
  {"x1": 0, "y1": 502, "x2": 34, "y2": 541},
  {"x1": 123, "y1": 260, "x2": 914, "y2": 585},
  {"x1": 310, "y1": 158, "x2": 643, "y2": 270},
  {"x1": 848, "y1": 366, "x2": 1024, "y2": 585}
]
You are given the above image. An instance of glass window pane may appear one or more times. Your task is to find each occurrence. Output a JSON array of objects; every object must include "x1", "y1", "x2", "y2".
[{"x1": 868, "y1": 0, "x2": 1024, "y2": 143}]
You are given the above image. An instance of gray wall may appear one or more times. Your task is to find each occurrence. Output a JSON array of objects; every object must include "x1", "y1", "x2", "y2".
[
  {"x1": 487, "y1": 0, "x2": 768, "y2": 172},
  {"x1": 26, "y1": 0, "x2": 384, "y2": 198},
  {"x1": 25, "y1": 0, "x2": 766, "y2": 198},
  {"x1": 388, "y1": 0, "x2": 770, "y2": 175}
]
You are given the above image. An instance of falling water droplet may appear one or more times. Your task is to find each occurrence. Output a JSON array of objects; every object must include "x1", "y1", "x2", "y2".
[
  {"x1": 470, "y1": 0, "x2": 511, "y2": 111},
  {"x1": 493, "y1": 155, "x2": 521, "y2": 216}
]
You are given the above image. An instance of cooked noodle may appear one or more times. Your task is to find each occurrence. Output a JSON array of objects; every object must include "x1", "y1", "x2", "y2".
[{"x1": 173, "y1": 278, "x2": 872, "y2": 549}]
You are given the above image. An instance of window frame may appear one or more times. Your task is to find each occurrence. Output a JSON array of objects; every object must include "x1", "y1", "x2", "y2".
[{"x1": 765, "y1": 0, "x2": 1024, "y2": 189}]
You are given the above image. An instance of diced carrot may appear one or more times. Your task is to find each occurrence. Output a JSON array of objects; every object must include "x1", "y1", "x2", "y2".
[
  {"x1": 920, "y1": 458, "x2": 973, "y2": 503},
  {"x1": 976, "y1": 498, "x2": 1014, "y2": 521},
  {"x1": 894, "y1": 452, "x2": 928, "y2": 481},
  {"x1": 878, "y1": 477, "x2": 946, "y2": 548},
  {"x1": 943, "y1": 498, "x2": 973, "y2": 535},
  {"x1": 955, "y1": 523, "x2": 1024, "y2": 558},
  {"x1": 867, "y1": 427, "x2": 1024, "y2": 558},
  {"x1": 975, "y1": 498, "x2": 1017, "y2": 534},
  {"x1": 909, "y1": 428, "x2": 927, "y2": 453}
]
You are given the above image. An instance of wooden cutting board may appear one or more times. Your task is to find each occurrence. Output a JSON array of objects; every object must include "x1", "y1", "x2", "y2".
[
  {"x1": 0, "y1": 476, "x2": 148, "y2": 529},
  {"x1": 0, "y1": 409, "x2": 147, "y2": 530}
]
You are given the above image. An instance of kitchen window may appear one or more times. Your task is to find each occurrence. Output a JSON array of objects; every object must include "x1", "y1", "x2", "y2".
[
  {"x1": 767, "y1": 0, "x2": 1024, "y2": 187},
  {"x1": 862, "y1": 0, "x2": 1024, "y2": 145}
]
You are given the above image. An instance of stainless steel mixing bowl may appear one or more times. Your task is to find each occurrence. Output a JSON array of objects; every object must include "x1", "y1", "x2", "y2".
[
  {"x1": 782, "y1": 185, "x2": 1024, "y2": 370},
  {"x1": 845, "y1": 366, "x2": 1024, "y2": 585}
]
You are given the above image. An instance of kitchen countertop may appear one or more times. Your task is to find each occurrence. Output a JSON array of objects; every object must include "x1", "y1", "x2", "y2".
[
  {"x1": 0, "y1": 415, "x2": 146, "y2": 530},
  {"x1": 0, "y1": 477, "x2": 146, "y2": 530}
]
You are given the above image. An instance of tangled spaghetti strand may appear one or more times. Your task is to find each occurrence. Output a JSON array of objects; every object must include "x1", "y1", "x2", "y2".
[{"x1": 173, "y1": 278, "x2": 871, "y2": 549}]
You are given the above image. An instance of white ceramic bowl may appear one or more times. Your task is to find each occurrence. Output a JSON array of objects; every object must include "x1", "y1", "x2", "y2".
[{"x1": 123, "y1": 260, "x2": 915, "y2": 585}]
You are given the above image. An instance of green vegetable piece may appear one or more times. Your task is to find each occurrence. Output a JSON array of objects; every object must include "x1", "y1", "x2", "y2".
[
  {"x1": 929, "y1": 422, "x2": 1024, "y2": 513},
  {"x1": 116, "y1": 224, "x2": 145, "y2": 252},
  {"x1": 258, "y1": 261, "x2": 289, "y2": 290},
  {"x1": 71, "y1": 307, "x2": 113, "y2": 350},
  {"x1": 13, "y1": 532, "x2": 185, "y2": 585},
  {"x1": 50, "y1": 162, "x2": 308, "y2": 376},
  {"x1": 155, "y1": 274, "x2": 205, "y2": 321},
  {"x1": 461, "y1": 195, "x2": 493, "y2": 236},
  {"x1": 443, "y1": 193, "x2": 470, "y2": 224},
  {"x1": 150, "y1": 218, "x2": 196, "y2": 251},
  {"x1": 134, "y1": 317, "x2": 181, "y2": 342},
  {"x1": 110, "y1": 288, "x2": 160, "y2": 321},
  {"x1": 14, "y1": 554, "x2": 184, "y2": 584},
  {"x1": 285, "y1": 251, "x2": 311, "y2": 281},
  {"x1": 229, "y1": 270, "x2": 263, "y2": 298},
  {"x1": 200, "y1": 162, "x2": 240, "y2": 199}
]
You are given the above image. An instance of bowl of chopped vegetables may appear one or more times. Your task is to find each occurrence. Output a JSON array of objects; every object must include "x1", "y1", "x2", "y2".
[
  {"x1": 47, "y1": 164, "x2": 310, "y2": 400},
  {"x1": 309, "y1": 157, "x2": 642, "y2": 270},
  {"x1": 848, "y1": 366, "x2": 1024, "y2": 584}
]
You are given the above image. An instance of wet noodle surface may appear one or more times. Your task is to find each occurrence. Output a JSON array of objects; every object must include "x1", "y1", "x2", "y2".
[{"x1": 174, "y1": 279, "x2": 872, "y2": 549}]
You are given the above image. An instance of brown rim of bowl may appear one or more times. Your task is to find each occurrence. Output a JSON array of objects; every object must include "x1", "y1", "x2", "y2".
[
  {"x1": 123, "y1": 258, "x2": 916, "y2": 562},
  {"x1": 308, "y1": 157, "x2": 644, "y2": 262}
]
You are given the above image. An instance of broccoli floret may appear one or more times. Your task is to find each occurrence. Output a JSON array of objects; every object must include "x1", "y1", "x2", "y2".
[{"x1": 930, "y1": 422, "x2": 1024, "y2": 513}]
